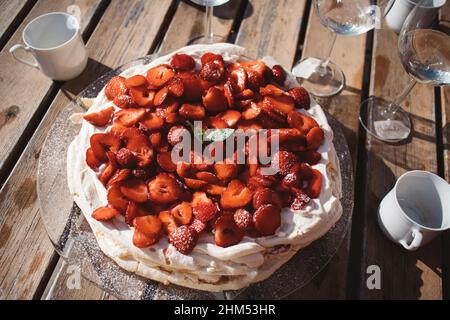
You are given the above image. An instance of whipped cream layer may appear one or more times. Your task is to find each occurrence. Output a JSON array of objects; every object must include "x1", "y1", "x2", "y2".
[{"x1": 67, "y1": 43, "x2": 343, "y2": 292}]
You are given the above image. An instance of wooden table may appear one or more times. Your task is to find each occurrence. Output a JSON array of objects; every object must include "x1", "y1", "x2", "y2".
[{"x1": 0, "y1": 0, "x2": 448, "y2": 300}]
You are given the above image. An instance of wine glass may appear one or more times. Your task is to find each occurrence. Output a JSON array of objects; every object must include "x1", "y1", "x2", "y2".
[
  {"x1": 188, "y1": 0, "x2": 231, "y2": 45},
  {"x1": 359, "y1": 0, "x2": 449, "y2": 143},
  {"x1": 292, "y1": 0, "x2": 379, "y2": 97}
]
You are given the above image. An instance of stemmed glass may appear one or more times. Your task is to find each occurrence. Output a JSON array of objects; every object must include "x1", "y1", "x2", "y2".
[
  {"x1": 188, "y1": 0, "x2": 231, "y2": 45},
  {"x1": 359, "y1": 0, "x2": 449, "y2": 143},
  {"x1": 292, "y1": 0, "x2": 379, "y2": 97}
]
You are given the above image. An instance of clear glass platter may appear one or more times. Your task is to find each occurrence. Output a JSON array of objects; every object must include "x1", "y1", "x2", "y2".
[{"x1": 37, "y1": 55, "x2": 354, "y2": 300}]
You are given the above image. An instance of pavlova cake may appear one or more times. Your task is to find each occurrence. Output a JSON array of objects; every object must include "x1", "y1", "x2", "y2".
[{"x1": 67, "y1": 43, "x2": 343, "y2": 292}]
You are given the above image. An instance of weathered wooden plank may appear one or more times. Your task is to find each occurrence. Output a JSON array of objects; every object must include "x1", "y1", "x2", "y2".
[
  {"x1": 286, "y1": 6, "x2": 366, "y2": 299},
  {"x1": 158, "y1": 0, "x2": 242, "y2": 54},
  {"x1": 235, "y1": 0, "x2": 304, "y2": 68},
  {"x1": 0, "y1": 0, "x2": 105, "y2": 185},
  {"x1": 360, "y1": 25, "x2": 442, "y2": 299},
  {"x1": 0, "y1": 0, "x2": 105, "y2": 301},
  {"x1": 0, "y1": 0, "x2": 34, "y2": 49},
  {"x1": 0, "y1": 0, "x2": 173, "y2": 300}
]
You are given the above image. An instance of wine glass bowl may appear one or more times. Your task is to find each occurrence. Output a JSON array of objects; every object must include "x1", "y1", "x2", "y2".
[
  {"x1": 188, "y1": 0, "x2": 231, "y2": 45},
  {"x1": 293, "y1": 0, "x2": 377, "y2": 98},
  {"x1": 360, "y1": 0, "x2": 449, "y2": 143}
]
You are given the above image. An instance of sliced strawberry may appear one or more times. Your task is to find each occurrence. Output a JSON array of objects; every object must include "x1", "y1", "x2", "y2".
[
  {"x1": 86, "y1": 148, "x2": 102, "y2": 169},
  {"x1": 170, "y1": 53, "x2": 195, "y2": 71},
  {"x1": 107, "y1": 183, "x2": 129, "y2": 212},
  {"x1": 92, "y1": 206, "x2": 120, "y2": 221},
  {"x1": 184, "y1": 178, "x2": 208, "y2": 189},
  {"x1": 167, "y1": 77, "x2": 184, "y2": 97},
  {"x1": 220, "y1": 180, "x2": 253, "y2": 210},
  {"x1": 105, "y1": 76, "x2": 127, "y2": 100},
  {"x1": 190, "y1": 219, "x2": 207, "y2": 234},
  {"x1": 133, "y1": 228, "x2": 159, "y2": 248},
  {"x1": 237, "y1": 119, "x2": 263, "y2": 132},
  {"x1": 253, "y1": 187, "x2": 283, "y2": 209},
  {"x1": 99, "y1": 156, "x2": 116, "y2": 185},
  {"x1": 272, "y1": 151, "x2": 298, "y2": 176},
  {"x1": 299, "y1": 150, "x2": 321, "y2": 165},
  {"x1": 241, "y1": 102, "x2": 262, "y2": 121},
  {"x1": 169, "y1": 225, "x2": 198, "y2": 254},
  {"x1": 167, "y1": 125, "x2": 188, "y2": 146},
  {"x1": 171, "y1": 201, "x2": 193, "y2": 225},
  {"x1": 262, "y1": 95, "x2": 295, "y2": 116},
  {"x1": 219, "y1": 110, "x2": 241, "y2": 128},
  {"x1": 290, "y1": 189, "x2": 311, "y2": 211},
  {"x1": 287, "y1": 111, "x2": 319, "y2": 135},
  {"x1": 306, "y1": 127, "x2": 325, "y2": 150},
  {"x1": 281, "y1": 163, "x2": 301, "y2": 190},
  {"x1": 176, "y1": 162, "x2": 191, "y2": 178},
  {"x1": 140, "y1": 112, "x2": 164, "y2": 131},
  {"x1": 125, "y1": 75, "x2": 148, "y2": 89},
  {"x1": 246, "y1": 69, "x2": 266, "y2": 90},
  {"x1": 116, "y1": 108, "x2": 146, "y2": 127},
  {"x1": 106, "y1": 168, "x2": 131, "y2": 189},
  {"x1": 227, "y1": 63, "x2": 247, "y2": 93},
  {"x1": 90, "y1": 133, "x2": 121, "y2": 162},
  {"x1": 111, "y1": 120, "x2": 128, "y2": 137},
  {"x1": 304, "y1": 168, "x2": 323, "y2": 199},
  {"x1": 199, "y1": 60, "x2": 225, "y2": 84},
  {"x1": 159, "y1": 210, "x2": 179, "y2": 234},
  {"x1": 236, "y1": 89, "x2": 254, "y2": 100},
  {"x1": 122, "y1": 128, "x2": 154, "y2": 167},
  {"x1": 113, "y1": 95, "x2": 136, "y2": 109},
  {"x1": 204, "y1": 184, "x2": 226, "y2": 196},
  {"x1": 129, "y1": 86, "x2": 155, "y2": 107},
  {"x1": 125, "y1": 201, "x2": 138, "y2": 226},
  {"x1": 146, "y1": 64, "x2": 175, "y2": 88},
  {"x1": 271, "y1": 65, "x2": 286, "y2": 85},
  {"x1": 83, "y1": 106, "x2": 114, "y2": 127},
  {"x1": 179, "y1": 103, "x2": 206, "y2": 120},
  {"x1": 247, "y1": 172, "x2": 278, "y2": 190},
  {"x1": 148, "y1": 173, "x2": 181, "y2": 203},
  {"x1": 134, "y1": 215, "x2": 162, "y2": 237},
  {"x1": 153, "y1": 86, "x2": 169, "y2": 106},
  {"x1": 195, "y1": 171, "x2": 220, "y2": 184},
  {"x1": 288, "y1": 87, "x2": 310, "y2": 109},
  {"x1": 253, "y1": 204, "x2": 281, "y2": 236},
  {"x1": 191, "y1": 191, "x2": 212, "y2": 207},
  {"x1": 132, "y1": 168, "x2": 152, "y2": 180},
  {"x1": 201, "y1": 52, "x2": 224, "y2": 65},
  {"x1": 214, "y1": 163, "x2": 238, "y2": 182},
  {"x1": 234, "y1": 208, "x2": 252, "y2": 230},
  {"x1": 214, "y1": 215, "x2": 244, "y2": 248},
  {"x1": 203, "y1": 87, "x2": 228, "y2": 114},
  {"x1": 120, "y1": 178, "x2": 149, "y2": 203},
  {"x1": 179, "y1": 73, "x2": 203, "y2": 101},
  {"x1": 193, "y1": 201, "x2": 219, "y2": 223},
  {"x1": 157, "y1": 151, "x2": 176, "y2": 172},
  {"x1": 206, "y1": 116, "x2": 228, "y2": 129},
  {"x1": 223, "y1": 81, "x2": 234, "y2": 108},
  {"x1": 116, "y1": 148, "x2": 137, "y2": 168},
  {"x1": 260, "y1": 84, "x2": 286, "y2": 97}
]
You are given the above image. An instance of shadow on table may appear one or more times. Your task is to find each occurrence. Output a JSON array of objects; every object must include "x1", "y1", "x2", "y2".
[{"x1": 59, "y1": 58, "x2": 113, "y2": 100}]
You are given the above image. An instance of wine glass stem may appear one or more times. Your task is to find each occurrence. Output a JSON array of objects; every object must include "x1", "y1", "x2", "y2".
[
  {"x1": 205, "y1": 5, "x2": 214, "y2": 42},
  {"x1": 319, "y1": 32, "x2": 337, "y2": 76},
  {"x1": 388, "y1": 78, "x2": 417, "y2": 113}
]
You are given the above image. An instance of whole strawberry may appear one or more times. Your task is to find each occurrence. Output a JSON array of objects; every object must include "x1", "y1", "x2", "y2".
[
  {"x1": 169, "y1": 226, "x2": 198, "y2": 254},
  {"x1": 271, "y1": 65, "x2": 286, "y2": 85},
  {"x1": 289, "y1": 87, "x2": 310, "y2": 109}
]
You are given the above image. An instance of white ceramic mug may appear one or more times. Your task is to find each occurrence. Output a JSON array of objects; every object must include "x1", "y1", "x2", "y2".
[
  {"x1": 9, "y1": 12, "x2": 88, "y2": 81},
  {"x1": 384, "y1": 0, "x2": 447, "y2": 33},
  {"x1": 378, "y1": 171, "x2": 450, "y2": 251}
]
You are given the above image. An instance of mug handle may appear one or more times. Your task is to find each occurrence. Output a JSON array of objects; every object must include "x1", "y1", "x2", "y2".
[
  {"x1": 9, "y1": 44, "x2": 39, "y2": 69},
  {"x1": 400, "y1": 229, "x2": 423, "y2": 251}
]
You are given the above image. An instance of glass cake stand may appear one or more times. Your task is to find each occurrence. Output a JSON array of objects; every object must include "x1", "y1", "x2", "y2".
[{"x1": 37, "y1": 55, "x2": 354, "y2": 300}]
